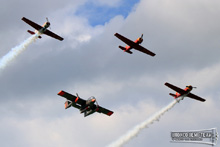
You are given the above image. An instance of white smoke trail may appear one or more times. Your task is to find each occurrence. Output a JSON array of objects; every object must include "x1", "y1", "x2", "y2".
[
  {"x1": 0, "y1": 35, "x2": 38, "y2": 70},
  {"x1": 108, "y1": 100, "x2": 178, "y2": 147}
]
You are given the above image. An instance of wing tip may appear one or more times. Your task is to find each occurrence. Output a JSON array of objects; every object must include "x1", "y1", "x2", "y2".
[
  {"x1": 21, "y1": 17, "x2": 26, "y2": 21},
  {"x1": 58, "y1": 90, "x2": 65, "y2": 96},
  {"x1": 152, "y1": 53, "x2": 156, "y2": 57},
  {"x1": 107, "y1": 111, "x2": 114, "y2": 116}
]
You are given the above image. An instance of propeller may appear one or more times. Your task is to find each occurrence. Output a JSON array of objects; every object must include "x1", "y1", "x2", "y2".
[
  {"x1": 140, "y1": 34, "x2": 143, "y2": 39},
  {"x1": 138, "y1": 34, "x2": 143, "y2": 44},
  {"x1": 46, "y1": 17, "x2": 51, "y2": 29},
  {"x1": 186, "y1": 85, "x2": 197, "y2": 89}
]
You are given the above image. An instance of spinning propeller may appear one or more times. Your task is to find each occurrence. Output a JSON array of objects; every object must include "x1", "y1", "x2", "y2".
[
  {"x1": 46, "y1": 17, "x2": 51, "y2": 29},
  {"x1": 139, "y1": 34, "x2": 143, "y2": 44},
  {"x1": 186, "y1": 85, "x2": 197, "y2": 89},
  {"x1": 140, "y1": 34, "x2": 143, "y2": 39}
]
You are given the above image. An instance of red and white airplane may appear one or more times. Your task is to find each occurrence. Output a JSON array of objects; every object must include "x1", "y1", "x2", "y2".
[
  {"x1": 22, "y1": 17, "x2": 64, "y2": 41},
  {"x1": 165, "y1": 82, "x2": 206, "y2": 102},
  {"x1": 114, "y1": 33, "x2": 156, "y2": 56}
]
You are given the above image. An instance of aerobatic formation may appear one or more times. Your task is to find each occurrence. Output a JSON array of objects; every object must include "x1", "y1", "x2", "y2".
[{"x1": 2, "y1": 16, "x2": 208, "y2": 146}]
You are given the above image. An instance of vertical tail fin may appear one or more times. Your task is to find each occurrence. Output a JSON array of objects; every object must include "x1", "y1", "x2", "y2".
[{"x1": 64, "y1": 101, "x2": 72, "y2": 109}]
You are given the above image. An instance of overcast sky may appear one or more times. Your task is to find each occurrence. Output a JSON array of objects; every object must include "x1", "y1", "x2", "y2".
[{"x1": 0, "y1": 0, "x2": 220, "y2": 147}]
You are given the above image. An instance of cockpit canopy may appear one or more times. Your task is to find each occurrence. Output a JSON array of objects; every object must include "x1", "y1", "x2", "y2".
[
  {"x1": 186, "y1": 85, "x2": 193, "y2": 90},
  {"x1": 88, "y1": 96, "x2": 96, "y2": 102}
]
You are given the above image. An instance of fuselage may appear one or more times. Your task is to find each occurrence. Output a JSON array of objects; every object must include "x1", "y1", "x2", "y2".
[
  {"x1": 80, "y1": 97, "x2": 98, "y2": 117},
  {"x1": 38, "y1": 22, "x2": 50, "y2": 33},
  {"x1": 174, "y1": 85, "x2": 193, "y2": 99},
  {"x1": 124, "y1": 37, "x2": 143, "y2": 52}
]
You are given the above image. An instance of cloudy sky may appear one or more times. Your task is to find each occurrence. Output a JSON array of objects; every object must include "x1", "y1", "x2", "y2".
[{"x1": 0, "y1": 0, "x2": 220, "y2": 146}]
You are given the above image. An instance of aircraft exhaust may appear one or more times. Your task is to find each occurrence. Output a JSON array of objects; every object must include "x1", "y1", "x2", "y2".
[
  {"x1": 108, "y1": 100, "x2": 178, "y2": 147},
  {"x1": 0, "y1": 34, "x2": 38, "y2": 70}
]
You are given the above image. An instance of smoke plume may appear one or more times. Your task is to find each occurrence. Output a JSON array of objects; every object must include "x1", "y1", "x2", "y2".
[
  {"x1": 108, "y1": 100, "x2": 178, "y2": 147},
  {"x1": 0, "y1": 35, "x2": 38, "y2": 70}
]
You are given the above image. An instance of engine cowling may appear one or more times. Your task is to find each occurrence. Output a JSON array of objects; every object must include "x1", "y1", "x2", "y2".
[{"x1": 64, "y1": 101, "x2": 72, "y2": 109}]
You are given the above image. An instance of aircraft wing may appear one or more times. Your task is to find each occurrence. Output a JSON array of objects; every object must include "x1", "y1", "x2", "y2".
[
  {"x1": 115, "y1": 33, "x2": 136, "y2": 47},
  {"x1": 22, "y1": 17, "x2": 43, "y2": 30},
  {"x1": 57, "y1": 90, "x2": 86, "y2": 106},
  {"x1": 187, "y1": 93, "x2": 206, "y2": 102},
  {"x1": 114, "y1": 33, "x2": 155, "y2": 56},
  {"x1": 44, "y1": 29, "x2": 64, "y2": 41},
  {"x1": 97, "y1": 106, "x2": 114, "y2": 116},
  {"x1": 165, "y1": 82, "x2": 187, "y2": 95},
  {"x1": 133, "y1": 44, "x2": 156, "y2": 56}
]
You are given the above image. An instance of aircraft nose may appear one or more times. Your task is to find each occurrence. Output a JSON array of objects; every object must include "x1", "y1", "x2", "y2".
[{"x1": 188, "y1": 85, "x2": 193, "y2": 90}]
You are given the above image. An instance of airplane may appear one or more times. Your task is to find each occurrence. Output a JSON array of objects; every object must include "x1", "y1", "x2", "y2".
[
  {"x1": 57, "y1": 90, "x2": 114, "y2": 117},
  {"x1": 165, "y1": 82, "x2": 206, "y2": 102},
  {"x1": 22, "y1": 17, "x2": 64, "y2": 41},
  {"x1": 114, "y1": 33, "x2": 156, "y2": 56}
]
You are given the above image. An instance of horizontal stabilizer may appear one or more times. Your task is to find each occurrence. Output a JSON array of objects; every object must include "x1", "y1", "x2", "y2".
[
  {"x1": 119, "y1": 46, "x2": 125, "y2": 50},
  {"x1": 119, "y1": 46, "x2": 133, "y2": 54},
  {"x1": 27, "y1": 30, "x2": 41, "y2": 39},
  {"x1": 169, "y1": 93, "x2": 176, "y2": 98},
  {"x1": 27, "y1": 30, "x2": 35, "y2": 35}
]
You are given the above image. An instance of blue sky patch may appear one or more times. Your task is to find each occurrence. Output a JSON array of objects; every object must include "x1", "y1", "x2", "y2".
[{"x1": 75, "y1": 0, "x2": 140, "y2": 26}]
